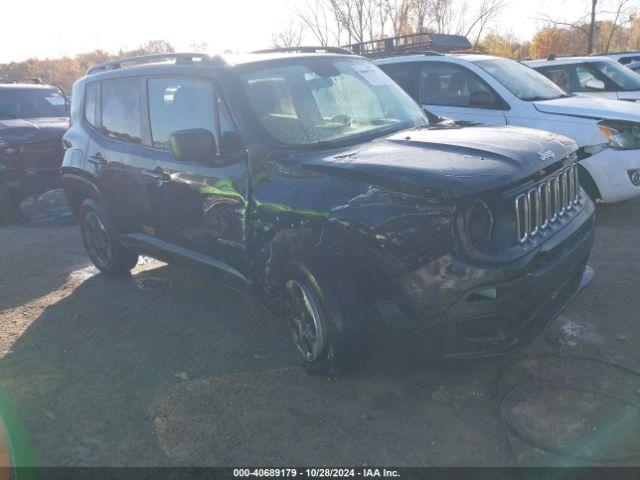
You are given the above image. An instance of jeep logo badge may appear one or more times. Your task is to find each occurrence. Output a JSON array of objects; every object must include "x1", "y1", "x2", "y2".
[{"x1": 538, "y1": 150, "x2": 556, "y2": 161}]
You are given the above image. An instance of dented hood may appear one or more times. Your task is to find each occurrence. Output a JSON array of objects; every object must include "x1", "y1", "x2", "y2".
[
  {"x1": 308, "y1": 125, "x2": 577, "y2": 197},
  {"x1": 0, "y1": 117, "x2": 69, "y2": 143}
]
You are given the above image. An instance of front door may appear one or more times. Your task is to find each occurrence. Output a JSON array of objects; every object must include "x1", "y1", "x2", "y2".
[
  {"x1": 134, "y1": 77, "x2": 251, "y2": 288},
  {"x1": 417, "y1": 62, "x2": 508, "y2": 125}
]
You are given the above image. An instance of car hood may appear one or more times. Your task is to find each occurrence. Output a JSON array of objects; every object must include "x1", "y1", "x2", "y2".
[
  {"x1": 533, "y1": 95, "x2": 640, "y2": 122},
  {"x1": 306, "y1": 125, "x2": 577, "y2": 198},
  {"x1": 0, "y1": 117, "x2": 69, "y2": 143}
]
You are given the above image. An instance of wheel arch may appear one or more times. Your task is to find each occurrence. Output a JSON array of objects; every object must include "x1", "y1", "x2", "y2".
[{"x1": 61, "y1": 171, "x2": 102, "y2": 217}]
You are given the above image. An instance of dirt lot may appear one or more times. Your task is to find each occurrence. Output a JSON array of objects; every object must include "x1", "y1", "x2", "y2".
[{"x1": 0, "y1": 199, "x2": 639, "y2": 467}]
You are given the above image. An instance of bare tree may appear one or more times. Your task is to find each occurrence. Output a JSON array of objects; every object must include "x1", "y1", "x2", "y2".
[
  {"x1": 412, "y1": 0, "x2": 434, "y2": 33},
  {"x1": 538, "y1": 0, "x2": 600, "y2": 54},
  {"x1": 385, "y1": 0, "x2": 414, "y2": 36},
  {"x1": 270, "y1": 23, "x2": 304, "y2": 48},
  {"x1": 329, "y1": 0, "x2": 376, "y2": 44},
  {"x1": 294, "y1": 0, "x2": 335, "y2": 46},
  {"x1": 428, "y1": 0, "x2": 457, "y2": 34},
  {"x1": 603, "y1": 0, "x2": 632, "y2": 52},
  {"x1": 460, "y1": 0, "x2": 506, "y2": 47}
]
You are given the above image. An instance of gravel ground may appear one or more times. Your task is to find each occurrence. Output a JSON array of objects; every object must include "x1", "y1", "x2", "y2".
[{"x1": 0, "y1": 198, "x2": 639, "y2": 467}]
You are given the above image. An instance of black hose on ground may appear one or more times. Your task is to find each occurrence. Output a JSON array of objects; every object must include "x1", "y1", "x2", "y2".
[{"x1": 498, "y1": 354, "x2": 640, "y2": 464}]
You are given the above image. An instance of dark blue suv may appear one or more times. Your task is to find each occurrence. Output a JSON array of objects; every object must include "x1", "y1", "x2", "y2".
[{"x1": 62, "y1": 51, "x2": 595, "y2": 375}]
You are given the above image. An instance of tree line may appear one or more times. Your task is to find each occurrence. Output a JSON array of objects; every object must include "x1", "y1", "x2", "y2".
[
  {"x1": 4, "y1": 1, "x2": 640, "y2": 94},
  {"x1": 0, "y1": 40, "x2": 175, "y2": 94}
]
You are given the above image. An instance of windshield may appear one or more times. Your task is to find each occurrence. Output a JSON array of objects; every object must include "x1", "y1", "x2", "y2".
[
  {"x1": 240, "y1": 58, "x2": 427, "y2": 146},
  {"x1": 591, "y1": 60, "x2": 640, "y2": 91},
  {"x1": 474, "y1": 58, "x2": 568, "y2": 101},
  {"x1": 0, "y1": 88, "x2": 68, "y2": 119}
]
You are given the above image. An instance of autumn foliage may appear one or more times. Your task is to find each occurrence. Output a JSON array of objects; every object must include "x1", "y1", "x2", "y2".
[{"x1": 0, "y1": 40, "x2": 175, "y2": 94}]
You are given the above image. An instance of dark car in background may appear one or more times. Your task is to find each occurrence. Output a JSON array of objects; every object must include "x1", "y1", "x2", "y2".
[
  {"x1": 62, "y1": 51, "x2": 594, "y2": 375},
  {"x1": 0, "y1": 80, "x2": 69, "y2": 223}
]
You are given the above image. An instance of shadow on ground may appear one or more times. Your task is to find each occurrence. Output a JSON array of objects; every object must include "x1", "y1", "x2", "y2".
[{"x1": 0, "y1": 199, "x2": 638, "y2": 466}]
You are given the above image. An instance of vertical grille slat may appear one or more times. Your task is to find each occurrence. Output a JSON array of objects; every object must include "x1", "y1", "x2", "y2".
[{"x1": 515, "y1": 163, "x2": 580, "y2": 244}]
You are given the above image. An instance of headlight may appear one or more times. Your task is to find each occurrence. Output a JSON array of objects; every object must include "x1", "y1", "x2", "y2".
[
  {"x1": 462, "y1": 198, "x2": 514, "y2": 254},
  {"x1": 598, "y1": 121, "x2": 640, "y2": 149}
]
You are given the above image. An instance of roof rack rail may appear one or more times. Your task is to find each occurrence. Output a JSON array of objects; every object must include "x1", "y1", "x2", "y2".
[
  {"x1": 87, "y1": 52, "x2": 224, "y2": 75},
  {"x1": 0, "y1": 77, "x2": 46, "y2": 85},
  {"x1": 592, "y1": 49, "x2": 640, "y2": 56},
  {"x1": 252, "y1": 46, "x2": 354, "y2": 55},
  {"x1": 424, "y1": 51, "x2": 444, "y2": 56}
]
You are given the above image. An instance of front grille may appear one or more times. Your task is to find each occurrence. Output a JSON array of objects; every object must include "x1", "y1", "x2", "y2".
[
  {"x1": 19, "y1": 140, "x2": 65, "y2": 169},
  {"x1": 515, "y1": 163, "x2": 580, "y2": 244}
]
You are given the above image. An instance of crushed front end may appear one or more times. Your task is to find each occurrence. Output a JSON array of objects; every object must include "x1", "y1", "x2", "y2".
[{"x1": 373, "y1": 158, "x2": 595, "y2": 361}]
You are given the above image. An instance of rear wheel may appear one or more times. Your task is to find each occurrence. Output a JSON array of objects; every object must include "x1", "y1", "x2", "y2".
[
  {"x1": 79, "y1": 199, "x2": 138, "y2": 275},
  {"x1": 284, "y1": 261, "x2": 365, "y2": 376}
]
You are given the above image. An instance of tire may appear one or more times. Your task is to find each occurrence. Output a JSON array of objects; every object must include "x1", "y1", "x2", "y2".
[
  {"x1": 79, "y1": 199, "x2": 138, "y2": 276},
  {"x1": 283, "y1": 260, "x2": 366, "y2": 376},
  {"x1": 0, "y1": 184, "x2": 19, "y2": 226}
]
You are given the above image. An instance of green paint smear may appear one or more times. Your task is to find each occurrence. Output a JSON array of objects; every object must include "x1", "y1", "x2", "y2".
[{"x1": 0, "y1": 387, "x2": 39, "y2": 478}]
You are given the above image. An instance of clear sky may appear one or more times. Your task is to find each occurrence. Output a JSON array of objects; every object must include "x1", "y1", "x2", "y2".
[{"x1": 0, "y1": 0, "x2": 597, "y2": 63}]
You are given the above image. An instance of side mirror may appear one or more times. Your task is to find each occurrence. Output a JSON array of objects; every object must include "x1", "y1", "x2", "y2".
[
  {"x1": 585, "y1": 78, "x2": 606, "y2": 91},
  {"x1": 170, "y1": 129, "x2": 217, "y2": 163},
  {"x1": 469, "y1": 91, "x2": 498, "y2": 108}
]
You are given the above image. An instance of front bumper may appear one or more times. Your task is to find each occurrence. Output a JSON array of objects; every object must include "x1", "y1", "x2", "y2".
[
  {"x1": 375, "y1": 201, "x2": 595, "y2": 362},
  {"x1": 582, "y1": 147, "x2": 640, "y2": 203}
]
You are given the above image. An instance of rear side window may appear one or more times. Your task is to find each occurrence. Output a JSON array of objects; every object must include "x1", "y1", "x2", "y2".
[
  {"x1": 84, "y1": 83, "x2": 98, "y2": 127},
  {"x1": 101, "y1": 79, "x2": 141, "y2": 143},
  {"x1": 419, "y1": 63, "x2": 498, "y2": 108},
  {"x1": 538, "y1": 64, "x2": 595, "y2": 92},
  {"x1": 620, "y1": 55, "x2": 640, "y2": 65},
  {"x1": 379, "y1": 63, "x2": 418, "y2": 99},
  {"x1": 147, "y1": 78, "x2": 216, "y2": 149}
]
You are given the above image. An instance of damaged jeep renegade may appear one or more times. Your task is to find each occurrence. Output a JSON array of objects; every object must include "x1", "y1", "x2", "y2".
[{"x1": 61, "y1": 50, "x2": 595, "y2": 375}]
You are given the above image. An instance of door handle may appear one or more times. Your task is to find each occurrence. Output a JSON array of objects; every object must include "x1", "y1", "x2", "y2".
[
  {"x1": 88, "y1": 152, "x2": 107, "y2": 166},
  {"x1": 148, "y1": 166, "x2": 171, "y2": 186}
]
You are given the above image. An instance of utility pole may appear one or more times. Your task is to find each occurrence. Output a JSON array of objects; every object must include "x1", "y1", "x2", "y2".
[{"x1": 588, "y1": 0, "x2": 598, "y2": 54}]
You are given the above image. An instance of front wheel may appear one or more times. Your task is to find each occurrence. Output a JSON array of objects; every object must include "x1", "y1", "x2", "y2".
[
  {"x1": 79, "y1": 199, "x2": 138, "y2": 276},
  {"x1": 284, "y1": 261, "x2": 366, "y2": 376}
]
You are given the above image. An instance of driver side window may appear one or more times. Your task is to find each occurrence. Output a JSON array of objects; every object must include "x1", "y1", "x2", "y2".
[
  {"x1": 147, "y1": 78, "x2": 242, "y2": 156},
  {"x1": 419, "y1": 63, "x2": 500, "y2": 109}
]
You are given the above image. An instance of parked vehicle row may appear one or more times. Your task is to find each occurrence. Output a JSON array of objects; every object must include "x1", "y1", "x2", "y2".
[
  {"x1": 61, "y1": 51, "x2": 595, "y2": 376},
  {"x1": 376, "y1": 54, "x2": 640, "y2": 203},
  {"x1": 7, "y1": 44, "x2": 640, "y2": 375},
  {"x1": 0, "y1": 81, "x2": 69, "y2": 223}
]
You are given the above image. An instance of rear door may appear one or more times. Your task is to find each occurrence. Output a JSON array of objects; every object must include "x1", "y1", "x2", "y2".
[
  {"x1": 384, "y1": 61, "x2": 508, "y2": 125},
  {"x1": 132, "y1": 76, "x2": 251, "y2": 287},
  {"x1": 85, "y1": 78, "x2": 148, "y2": 237}
]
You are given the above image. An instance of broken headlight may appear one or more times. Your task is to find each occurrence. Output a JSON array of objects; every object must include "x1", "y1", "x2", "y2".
[
  {"x1": 598, "y1": 121, "x2": 640, "y2": 150},
  {"x1": 462, "y1": 198, "x2": 514, "y2": 255}
]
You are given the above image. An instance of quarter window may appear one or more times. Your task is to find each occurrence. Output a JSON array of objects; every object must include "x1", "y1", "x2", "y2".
[
  {"x1": 101, "y1": 79, "x2": 141, "y2": 142},
  {"x1": 419, "y1": 63, "x2": 498, "y2": 108},
  {"x1": 84, "y1": 83, "x2": 98, "y2": 127},
  {"x1": 147, "y1": 78, "x2": 216, "y2": 149}
]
